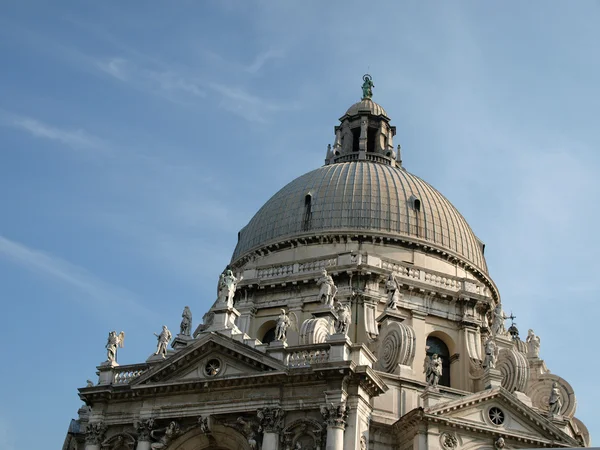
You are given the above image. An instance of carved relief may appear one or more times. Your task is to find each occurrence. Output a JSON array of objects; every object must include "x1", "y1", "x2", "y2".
[
  {"x1": 282, "y1": 418, "x2": 324, "y2": 450},
  {"x1": 300, "y1": 318, "x2": 331, "y2": 345},
  {"x1": 496, "y1": 347, "x2": 529, "y2": 392},
  {"x1": 100, "y1": 432, "x2": 136, "y2": 450},
  {"x1": 134, "y1": 418, "x2": 155, "y2": 442},
  {"x1": 377, "y1": 321, "x2": 416, "y2": 373},
  {"x1": 440, "y1": 432, "x2": 459, "y2": 450}
]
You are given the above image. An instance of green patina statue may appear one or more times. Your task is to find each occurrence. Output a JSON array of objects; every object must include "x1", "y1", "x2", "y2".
[{"x1": 361, "y1": 74, "x2": 374, "y2": 99}]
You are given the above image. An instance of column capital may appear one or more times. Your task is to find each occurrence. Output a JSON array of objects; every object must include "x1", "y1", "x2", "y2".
[
  {"x1": 85, "y1": 421, "x2": 107, "y2": 445},
  {"x1": 320, "y1": 403, "x2": 349, "y2": 429},
  {"x1": 257, "y1": 407, "x2": 285, "y2": 433},
  {"x1": 134, "y1": 418, "x2": 155, "y2": 442}
]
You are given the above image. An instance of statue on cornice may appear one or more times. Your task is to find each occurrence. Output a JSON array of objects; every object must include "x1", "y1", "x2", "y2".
[
  {"x1": 218, "y1": 269, "x2": 243, "y2": 309},
  {"x1": 334, "y1": 302, "x2": 352, "y2": 336},
  {"x1": 180, "y1": 306, "x2": 192, "y2": 336},
  {"x1": 526, "y1": 329, "x2": 541, "y2": 357},
  {"x1": 549, "y1": 381, "x2": 563, "y2": 416},
  {"x1": 424, "y1": 353, "x2": 442, "y2": 388},
  {"x1": 153, "y1": 325, "x2": 172, "y2": 358},
  {"x1": 385, "y1": 273, "x2": 401, "y2": 309},
  {"x1": 483, "y1": 336, "x2": 498, "y2": 369},
  {"x1": 317, "y1": 269, "x2": 337, "y2": 307},
  {"x1": 491, "y1": 303, "x2": 508, "y2": 336},
  {"x1": 150, "y1": 421, "x2": 180, "y2": 449},
  {"x1": 105, "y1": 331, "x2": 125, "y2": 363}
]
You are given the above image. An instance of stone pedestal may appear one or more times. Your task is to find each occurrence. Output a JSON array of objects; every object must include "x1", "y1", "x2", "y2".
[
  {"x1": 135, "y1": 441, "x2": 150, "y2": 450},
  {"x1": 266, "y1": 339, "x2": 288, "y2": 362},
  {"x1": 326, "y1": 333, "x2": 352, "y2": 362},
  {"x1": 420, "y1": 388, "x2": 444, "y2": 408},
  {"x1": 171, "y1": 333, "x2": 193, "y2": 350},
  {"x1": 376, "y1": 307, "x2": 408, "y2": 325},
  {"x1": 494, "y1": 334, "x2": 514, "y2": 350},
  {"x1": 97, "y1": 364, "x2": 115, "y2": 385},
  {"x1": 207, "y1": 306, "x2": 241, "y2": 333},
  {"x1": 482, "y1": 368, "x2": 503, "y2": 389},
  {"x1": 513, "y1": 390, "x2": 533, "y2": 407}
]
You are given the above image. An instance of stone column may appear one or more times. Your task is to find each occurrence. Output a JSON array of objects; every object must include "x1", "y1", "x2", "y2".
[
  {"x1": 257, "y1": 407, "x2": 284, "y2": 450},
  {"x1": 321, "y1": 403, "x2": 348, "y2": 450},
  {"x1": 135, "y1": 418, "x2": 155, "y2": 450},
  {"x1": 85, "y1": 422, "x2": 106, "y2": 450}
]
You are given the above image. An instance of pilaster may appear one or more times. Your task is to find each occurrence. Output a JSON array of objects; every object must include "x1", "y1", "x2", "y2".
[{"x1": 411, "y1": 310, "x2": 428, "y2": 383}]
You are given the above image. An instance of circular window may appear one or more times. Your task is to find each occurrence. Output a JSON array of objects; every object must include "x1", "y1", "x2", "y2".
[
  {"x1": 488, "y1": 407, "x2": 505, "y2": 425},
  {"x1": 204, "y1": 359, "x2": 221, "y2": 377}
]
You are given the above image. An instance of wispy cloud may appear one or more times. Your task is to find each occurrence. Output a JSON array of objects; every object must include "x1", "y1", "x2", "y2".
[
  {"x1": 0, "y1": 235, "x2": 155, "y2": 319},
  {"x1": 245, "y1": 49, "x2": 284, "y2": 74},
  {"x1": 96, "y1": 57, "x2": 206, "y2": 103},
  {"x1": 0, "y1": 111, "x2": 105, "y2": 152}
]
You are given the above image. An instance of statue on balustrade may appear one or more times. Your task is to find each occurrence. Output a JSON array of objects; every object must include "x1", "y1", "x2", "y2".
[
  {"x1": 483, "y1": 336, "x2": 498, "y2": 369},
  {"x1": 491, "y1": 303, "x2": 508, "y2": 336},
  {"x1": 385, "y1": 272, "x2": 401, "y2": 309},
  {"x1": 317, "y1": 269, "x2": 337, "y2": 307},
  {"x1": 105, "y1": 330, "x2": 125, "y2": 363}
]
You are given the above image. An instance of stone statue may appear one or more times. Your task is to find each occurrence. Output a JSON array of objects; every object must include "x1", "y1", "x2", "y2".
[
  {"x1": 150, "y1": 421, "x2": 180, "y2": 449},
  {"x1": 424, "y1": 353, "x2": 442, "y2": 388},
  {"x1": 385, "y1": 273, "x2": 401, "y2": 309},
  {"x1": 180, "y1": 306, "x2": 192, "y2": 336},
  {"x1": 334, "y1": 302, "x2": 352, "y2": 336},
  {"x1": 154, "y1": 325, "x2": 172, "y2": 358},
  {"x1": 526, "y1": 329, "x2": 541, "y2": 357},
  {"x1": 361, "y1": 74, "x2": 374, "y2": 99},
  {"x1": 317, "y1": 269, "x2": 337, "y2": 307},
  {"x1": 491, "y1": 303, "x2": 507, "y2": 336},
  {"x1": 483, "y1": 336, "x2": 498, "y2": 369},
  {"x1": 218, "y1": 269, "x2": 243, "y2": 308},
  {"x1": 86, "y1": 379, "x2": 94, "y2": 387},
  {"x1": 275, "y1": 309, "x2": 291, "y2": 342},
  {"x1": 549, "y1": 381, "x2": 562, "y2": 415},
  {"x1": 105, "y1": 331, "x2": 125, "y2": 363}
]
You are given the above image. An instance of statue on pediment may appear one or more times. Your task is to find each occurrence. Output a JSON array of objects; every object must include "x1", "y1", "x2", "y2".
[
  {"x1": 180, "y1": 306, "x2": 192, "y2": 336},
  {"x1": 153, "y1": 325, "x2": 172, "y2": 358},
  {"x1": 549, "y1": 381, "x2": 563, "y2": 416},
  {"x1": 483, "y1": 336, "x2": 498, "y2": 369},
  {"x1": 218, "y1": 269, "x2": 243, "y2": 309}
]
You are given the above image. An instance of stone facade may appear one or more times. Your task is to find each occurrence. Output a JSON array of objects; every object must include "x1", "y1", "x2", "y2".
[{"x1": 63, "y1": 82, "x2": 590, "y2": 450}]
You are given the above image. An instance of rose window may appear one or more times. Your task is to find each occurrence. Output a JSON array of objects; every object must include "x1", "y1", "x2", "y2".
[
  {"x1": 204, "y1": 359, "x2": 221, "y2": 377},
  {"x1": 488, "y1": 407, "x2": 505, "y2": 425}
]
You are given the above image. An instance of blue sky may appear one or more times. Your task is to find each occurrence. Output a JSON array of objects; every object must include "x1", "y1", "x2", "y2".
[{"x1": 1, "y1": 1, "x2": 599, "y2": 448}]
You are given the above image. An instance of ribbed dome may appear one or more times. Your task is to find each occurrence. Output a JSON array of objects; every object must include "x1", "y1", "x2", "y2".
[
  {"x1": 344, "y1": 98, "x2": 388, "y2": 118},
  {"x1": 232, "y1": 162, "x2": 487, "y2": 272}
]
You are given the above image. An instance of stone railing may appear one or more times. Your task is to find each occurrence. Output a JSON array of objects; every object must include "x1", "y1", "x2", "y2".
[
  {"x1": 287, "y1": 346, "x2": 330, "y2": 368},
  {"x1": 257, "y1": 264, "x2": 294, "y2": 279},
  {"x1": 112, "y1": 366, "x2": 146, "y2": 384},
  {"x1": 381, "y1": 260, "x2": 420, "y2": 280}
]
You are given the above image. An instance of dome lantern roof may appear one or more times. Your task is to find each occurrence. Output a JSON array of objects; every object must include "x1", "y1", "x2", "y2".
[{"x1": 326, "y1": 75, "x2": 401, "y2": 167}]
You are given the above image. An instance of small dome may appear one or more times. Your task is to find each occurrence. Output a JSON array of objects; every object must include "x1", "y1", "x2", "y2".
[{"x1": 344, "y1": 98, "x2": 388, "y2": 118}]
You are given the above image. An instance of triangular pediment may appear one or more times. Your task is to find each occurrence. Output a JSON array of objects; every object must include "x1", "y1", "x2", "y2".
[
  {"x1": 426, "y1": 388, "x2": 579, "y2": 447},
  {"x1": 131, "y1": 332, "x2": 286, "y2": 386}
]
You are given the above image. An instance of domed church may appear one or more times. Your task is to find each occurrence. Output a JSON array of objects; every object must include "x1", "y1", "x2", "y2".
[{"x1": 63, "y1": 76, "x2": 590, "y2": 450}]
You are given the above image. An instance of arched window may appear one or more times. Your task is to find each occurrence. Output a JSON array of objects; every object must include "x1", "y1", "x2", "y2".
[
  {"x1": 302, "y1": 194, "x2": 312, "y2": 231},
  {"x1": 262, "y1": 327, "x2": 276, "y2": 345},
  {"x1": 426, "y1": 336, "x2": 451, "y2": 387}
]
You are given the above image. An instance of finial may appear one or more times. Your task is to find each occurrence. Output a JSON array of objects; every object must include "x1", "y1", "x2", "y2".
[
  {"x1": 361, "y1": 74, "x2": 374, "y2": 99},
  {"x1": 508, "y1": 311, "x2": 517, "y2": 326}
]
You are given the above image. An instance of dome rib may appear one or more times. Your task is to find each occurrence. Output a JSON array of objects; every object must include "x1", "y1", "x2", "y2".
[{"x1": 233, "y1": 162, "x2": 487, "y2": 273}]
